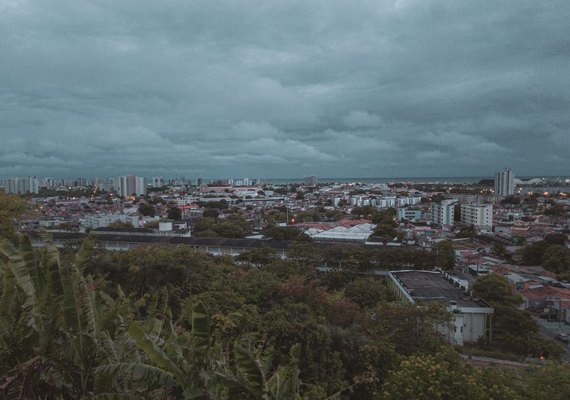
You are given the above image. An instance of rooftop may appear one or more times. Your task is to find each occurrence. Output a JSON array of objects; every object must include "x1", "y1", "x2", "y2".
[{"x1": 392, "y1": 270, "x2": 489, "y2": 308}]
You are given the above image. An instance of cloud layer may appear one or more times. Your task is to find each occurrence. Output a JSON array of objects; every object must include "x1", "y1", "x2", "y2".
[{"x1": 1, "y1": 0, "x2": 569, "y2": 178}]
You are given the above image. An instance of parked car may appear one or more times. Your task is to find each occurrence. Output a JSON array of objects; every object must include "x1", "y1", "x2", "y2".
[{"x1": 555, "y1": 333, "x2": 569, "y2": 343}]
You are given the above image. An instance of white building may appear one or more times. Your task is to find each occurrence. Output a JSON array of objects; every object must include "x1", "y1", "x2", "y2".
[
  {"x1": 431, "y1": 199, "x2": 457, "y2": 226},
  {"x1": 117, "y1": 176, "x2": 146, "y2": 197},
  {"x1": 397, "y1": 208, "x2": 423, "y2": 222},
  {"x1": 494, "y1": 168, "x2": 515, "y2": 201},
  {"x1": 377, "y1": 196, "x2": 397, "y2": 208},
  {"x1": 388, "y1": 270, "x2": 493, "y2": 345},
  {"x1": 175, "y1": 195, "x2": 194, "y2": 206},
  {"x1": 3, "y1": 177, "x2": 39, "y2": 194},
  {"x1": 151, "y1": 176, "x2": 164, "y2": 188},
  {"x1": 461, "y1": 204, "x2": 493, "y2": 228},
  {"x1": 83, "y1": 214, "x2": 140, "y2": 229}
]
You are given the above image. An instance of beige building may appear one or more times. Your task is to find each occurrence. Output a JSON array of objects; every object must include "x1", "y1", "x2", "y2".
[{"x1": 461, "y1": 204, "x2": 493, "y2": 228}]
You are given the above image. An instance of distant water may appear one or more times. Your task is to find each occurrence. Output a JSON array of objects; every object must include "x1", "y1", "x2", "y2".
[{"x1": 261, "y1": 177, "x2": 487, "y2": 185}]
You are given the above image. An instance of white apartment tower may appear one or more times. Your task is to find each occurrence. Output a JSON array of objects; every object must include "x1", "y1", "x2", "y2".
[
  {"x1": 117, "y1": 176, "x2": 146, "y2": 197},
  {"x1": 494, "y1": 168, "x2": 515, "y2": 201},
  {"x1": 461, "y1": 204, "x2": 493, "y2": 228},
  {"x1": 151, "y1": 176, "x2": 165, "y2": 188},
  {"x1": 3, "y1": 177, "x2": 39, "y2": 194},
  {"x1": 431, "y1": 199, "x2": 457, "y2": 227}
]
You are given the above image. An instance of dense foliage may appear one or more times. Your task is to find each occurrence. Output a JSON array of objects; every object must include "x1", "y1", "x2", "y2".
[
  {"x1": 1, "y1": 231, "x2": 569, "y2": 399},
  {"x1": 472, "y1": 274, "x2": 563, "y2": 359},
  {"x1": 522, "y1": 235, "x2": 570, "y2": 276}
]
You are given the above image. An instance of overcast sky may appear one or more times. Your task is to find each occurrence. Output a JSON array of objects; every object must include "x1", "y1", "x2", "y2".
[{"x1": 1, "y1": 0, "x2": 569, "y2": 179}]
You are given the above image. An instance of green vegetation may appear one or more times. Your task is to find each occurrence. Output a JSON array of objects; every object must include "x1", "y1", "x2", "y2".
[
  {"x1": 107, "y1": 220, "x2": 135, "y2": 229},
  {"x1": 0, "y1": 194, "x2": 28, "y2": 243},
  {"x1": 138, "y1": 202, "x2": 156, "y2": 216},
  {"x1": 381, "y1": 350, "x2": 519, "y2": 400},
  {"x1": 1, "y1": 232, "x2": 568, "y2": 399},
  {"x1": 472, "y1": 274, "x2": 563, "y2": 359},
  {"x1": 193, "y1": 215, "x2": 252, "y2": 238},
  {"x1": 455, "y1": 224, "x2": 476, "y2": 239},
  {"x1": 263, "y1": 226, "x2": 311, "y2": 241},
  {"x1": 435, "y1": 240, "x2": 455, "y2": 270},
  {"x1": 500, "y1": 195, "x2": 521, "y2": 205},
  {"x1": 166, "y1": 206, "x2": 182, "y2": 220},
  {"x1": 543, "y1": 204, "x2": 567, "y2": 216},
  {"x1": 521, "y1": 236, "x2": 570, "y2": 275}
]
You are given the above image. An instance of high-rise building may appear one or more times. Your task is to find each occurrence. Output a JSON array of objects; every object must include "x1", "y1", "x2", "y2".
[
  {"x1": 117, "y1": 176, "x2": 146, "y2": 197},
  {"x1": 151, "y1": 176, "x2": 164, "y2": 188},
  {"x1": 431, "y1": 199, "x2": 457, "y2": 227},
  {"x1": 494, "y1": 168, "x2": 515, "y2": 201},
  {"x1": 75, "y1": 177, "x2": 87, "y2": 187},
  {"x1": 461, "y1": 204, "x2": 493, "y2": 228},
  {"x1": 4, "y1": 177, "x2": 39, "y2": 194}
]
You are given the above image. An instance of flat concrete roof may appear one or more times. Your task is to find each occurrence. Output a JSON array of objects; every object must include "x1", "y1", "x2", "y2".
[{"x1": 392, "y1": 270, "x2": 487, "y2": 308}]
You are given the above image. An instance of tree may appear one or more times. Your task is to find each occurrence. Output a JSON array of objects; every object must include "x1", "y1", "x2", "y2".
[
  {"x1": 500, "y1": 195, "x2": 521, "y2": 205},
  {"x1": 203, "y1": 208, "x2": 220, "y2": 220},
  {"x1": 370, "y1": 208, "x2": 396, "y2": 225},
  {"x1": 525, "y1": 364, "x2": 570, "y2": 400},
  {"x1": 472, "y1": 273, "x2": 522, "y2": 307},
  {"x1": 138, "y1": 202, "x2": 156, "y2": 217},
  {"x1": 264, "y1": 226, "x2": 311, "y2": 241},
  {"x1": 455, "y1": 224, "x2": 476, "y2": 239},
  {"x1": 236, "y1": 246, "x2": 278, "y2": 268},
  {"x1": 366, "y1": 302, "x2": 451, "y2": 356},
  {"x1": 435, "y1": 241, "x2": 454, "y2": 270},
  {"x1": 352, "y1": 205, "x2": 376, "y2": 218},
  {"x1": 522, "y1": 240, "x2": 550, "y2": 265},
  {"x1": 344, "y1": 277, "x2": 386, "y2": 309},
  {"x1": 107, "y1": 220, "x2": 135, "y2": 229},
  {"x1": 0, "y1": 235, "x2": 112, "y2": 398},
  {"x1": 0, "y1": 195, "x2": 28, "y2": 243},
  {"x1": 166, "y1": 206, "x2": 182, "y2": 220},
  {"x1": 193, "y1": 217, "x2": 216, "y2": 234},
  {"x1": 473, "y1": 274, "x2": 562, "y2": 358},
  {"x1": 492, "y1": 242, "x2": 509, "y2": 259},
  {"x1": 144, "y1": 220, "x2": 160, "y2": 229},
  {"x1": 541, "y1": 245, "x2": 570, "y2": 274},
  {"x1": 213, "y1": 221, "x2": 247, "y2": 238},
  {"x1": 544, "y1": 204, "x2": 566, "y2": 216},
  {"x1": 544, "y1": 233, "x2": 568, "y2": 246},
  {"x1": 381, "y1": 350, "x2": 519, "y2": 400}
]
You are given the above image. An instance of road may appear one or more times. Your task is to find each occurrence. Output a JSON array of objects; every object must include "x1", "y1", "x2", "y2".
[{"x1": 533, "y1": 317, "x2": 570, "y2": 363}]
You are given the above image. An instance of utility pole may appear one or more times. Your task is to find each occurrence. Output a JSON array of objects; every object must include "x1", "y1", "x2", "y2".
[{"x1": 559, "y1": 297, "x2": 563, "y2": 335}]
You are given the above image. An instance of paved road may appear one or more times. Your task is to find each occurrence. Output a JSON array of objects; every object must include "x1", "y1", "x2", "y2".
[{"x1": 533, "y1": 317, "x2": 570, "y2": 363}]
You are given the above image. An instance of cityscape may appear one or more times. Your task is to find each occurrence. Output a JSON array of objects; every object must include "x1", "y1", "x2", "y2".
[
  {"x1": 2, "y1": 168, "x2": 570, "y2": 398},
  {"x1": 2, "y1": 0, "x2": 570, "y2": 399}
]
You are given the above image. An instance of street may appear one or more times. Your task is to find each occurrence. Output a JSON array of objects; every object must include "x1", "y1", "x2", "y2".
[{"x1": 533, "y1": 317, "x2": 570, "y2": 363}]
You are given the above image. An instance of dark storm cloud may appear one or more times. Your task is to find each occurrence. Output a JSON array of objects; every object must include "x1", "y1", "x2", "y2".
[{"x1": 1, "y1": 0, "x2": 569, "y2": 178}]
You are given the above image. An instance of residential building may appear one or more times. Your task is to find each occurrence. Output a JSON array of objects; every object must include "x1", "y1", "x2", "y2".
[
  {"x1": 397, "y1": 208, "x2": 423, "y2": 222},
  {"x1": 151, "y1": 176, "x2": 164, "y2": 188},
  {"x1": 4, "y1": 177, "x2": 39, "y2": 194},
  {"x1": 461, "y1": 204, "x2": 493, "y2": 228},
  {"x1": 431, "y1": 199, "x2": 457, "y2": 227},
  {"x1": 494, "y1": 168, "x2": 515, "y2": 201},
  {"x1": 83, "y1": 213, "x2": 140, "y2": 229},
  {"x1": 117, "y1": 176, "x2": 146, "y2": 197}
]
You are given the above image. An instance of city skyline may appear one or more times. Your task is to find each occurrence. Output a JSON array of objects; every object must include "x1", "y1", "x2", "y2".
[{"x1": 1, "y1": 1, "x2": 569, "y2": 178}]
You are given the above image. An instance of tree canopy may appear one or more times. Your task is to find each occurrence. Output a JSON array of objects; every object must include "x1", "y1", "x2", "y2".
[{"x1": 0, "y1": 231, "x2": 567, "y2": 399}]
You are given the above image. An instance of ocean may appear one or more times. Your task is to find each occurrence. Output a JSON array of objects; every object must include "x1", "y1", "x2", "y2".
[{"x1": 261, "y1": 177, "x2": 487, "y2": 185}]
